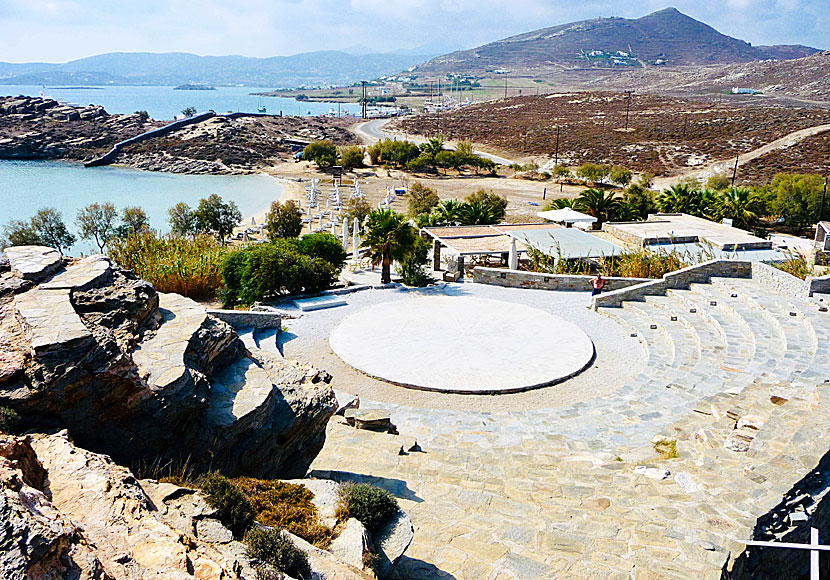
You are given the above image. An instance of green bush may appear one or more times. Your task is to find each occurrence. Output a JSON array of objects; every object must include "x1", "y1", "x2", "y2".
[
  {"x1": 397, "y1": 236, "x2": 431, "y2": 287},
  {"x1": 464, "y1": 190, "x2": 507, "y2": 222},
  {"x1": 297, "y1": 233, "x2": 346, "y2": 272},
  {"x1": 405, "y1": 153, "x2": 435, "y2": 173},
  {"x1": 245, "y1": 527, "x2": 311, "y2": 580},
  {"x1": 0, "y1": 407, "x2": 20, "y2": 434},
  {"x1": 197, "y1": 473, "x2": 255, "y2": 539},
  {"x1": 303, "y1": 141, "x2": 337, "y2": 168},
  {"x1": 337, "y1": 483, "x2": 399, "y2": 532},
  {"x1": 368, "y1": 139, "x2": 420, "y2": 167},
  {"x1": 338, "y1": 146, "x2": 365, "y2": 171},
  {"x1": 407, "y1": 182, "x2": 440, "y2": 218}
]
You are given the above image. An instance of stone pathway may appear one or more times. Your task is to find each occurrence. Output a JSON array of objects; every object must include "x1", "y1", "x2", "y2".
[{"x1": 306, "y1": 277, "x2": 830, "y2": 579}]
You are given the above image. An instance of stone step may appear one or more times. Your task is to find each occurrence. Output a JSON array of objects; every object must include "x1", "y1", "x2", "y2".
[
  {"x1": 642, "y1": 295, "x2": 703, "y2": 371},
  {"x1": 253, "y1": 327, "x2": 281, "y2": 357},
  {"x1": 236, "y1": 326, "x2": 257, "y2": 352},
  {"x1": 610, "y1": 305, "x2": 675, "y2": 369},
  {"x1": 132, "y1": 293, "x2": 207, "y2": 394},
  {"x1": 205, "y1": 356, "x2": 275, "y2": 428}
]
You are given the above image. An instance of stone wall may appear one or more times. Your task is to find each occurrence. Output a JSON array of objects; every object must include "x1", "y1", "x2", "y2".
[
  {"x1": 206, "y1": 309, "x2": 282, "y2": 330},
  {"x1": 808, "y1": 273, "x2": 830, "y2": 296},
  {"x1": 473, "y1": 267, "x2": 650, "y2": 292},
  {"x1": 750, "y1": 262, "x2": 811, "y2": 298},
  {"x1": 592, "y1": 259, "x2": 753, "y2": 308}
]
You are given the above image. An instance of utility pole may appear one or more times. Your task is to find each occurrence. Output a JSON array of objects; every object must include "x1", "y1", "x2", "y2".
[
  {"x1": 682, "y1": 114, "x2": 688, "y2": 138},
  {"x1": 731, "y1": 154, "x2": 740, "y2": 187},
  {"x1": 361, "y1": 81, "x2": 367, "y2": 120},
  {"x1": 624, "y1": 90, "x2": 633, "y2": 131},
  {"x1": 553, "y1": 125, "x2": 560, "y2": 167},
  {"x1": 504, "y1": 78, "x2": 508, "y2": 99}
]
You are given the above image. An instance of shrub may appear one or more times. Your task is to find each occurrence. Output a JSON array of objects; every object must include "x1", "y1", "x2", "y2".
[
  {"x1": 407, "y1": 182, "x2": 440, "y2": 218},
  {"x1": 0, "y1": 407, "x2": 20, "y2": 434},
  {"x1": 576, "y1": 162, "x2": 610, "y2": 184},
  {"x1": 397, "y1": 236, "x2": 432, "y2": 287},
  {"x1": 108, "y1": 232, "x2": 227, "y2": 300},
  {"x1": 234, "y1": 477, "x2": 333, "y2": 548},
  {"x1": 368, "y1": 139, "x2": 420, "y2": 167},
  {"x1": 245, "y1": 527, "x2": 311, "y2": 580},
  {"x1": 465, "y1": 190, "x2": 508, "y2": 222},
  {"x1": 266, "y1": 200, "x2": 303, "y2": 239},
  {"x1": 303, "y1": 141, "x2": 337, "y2": 168},
  {"x1": 774, "y1": 253, "x2": 810, "y2": 280},
  {"x1": 197, "y1": 473, "x2": 255, "y2": 539},
  {"x1": 297, "y1": 232, "x2": 346, "y2": 272},
  {"x1": 337, "y1": 483, "x2": 399, "y2": 532},
  {"x1": 405, "y1": 153, "x2": 435, "y2": 173},
  {"x1": 338, "y1": 146, "x2": 365, "y2": 171}
]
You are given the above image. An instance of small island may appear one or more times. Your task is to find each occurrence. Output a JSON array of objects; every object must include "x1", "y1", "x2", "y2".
[{"x1": 174, "y1": 83, "x2": 216, "y2": 90}]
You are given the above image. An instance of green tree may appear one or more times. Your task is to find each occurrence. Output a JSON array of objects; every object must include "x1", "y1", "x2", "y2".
[
  {"x1": 428, "y1": 199, "x2": 465, "y2": 226},
  {"x1": 2, "y1": 219, "x2": 41, "y2": 248},
  {"x1": 609, "y1": 166, "x2": 632, "y2": 187},
  {"x1": 552, "y1": 165, "x2": 571, "y2": 181},
  {"x1": 543, "y1": 198, "x2": 575, "y2": 210},
  {"x1": 115, "y1": 206, "x2": 150, "y2": 239},
  {"x1": 297, "y1": 232, "x2": 346, "y2": 271},
  {"x1": 455, "y1": 139, "x2": 474, "y2": 157},
  {"x1": 168, "y1": 202, "x2": 198, "y2": 238},
  {"x1": 715, "y1": 187, "x2": 762, "y2": 230},
  {"x1": 77, "y1": 202, "x2": 117, "y2": 252},
  {"x1": 266, "y1": 200, "x2": 303, "y2": 239},
  {"x1": 706, "y1": 174, "x2": 731, "y2": 191},
  {"x1": 31, "y1": 208, "x2": 75, "y2": 255},
  {"x1": 657, "y1": 183, "x2": 698, "y2": 214},
  {"x1": 459, "y1": 201, "x2": 498, "y2": 225},
  {"x1": 194, "y1": 194, "x2": 242, "y2": 243},
  {"x1": 396, "y1": 235, "x2": 432, "y2": 286},
  {"x1": 420, "y1": 134, "x2": 445, "y2": 158},
  {"x1": 622, "y1": 184, "x2": 656, "y2": 220},
  {"x1": 768, "y1": 173, "x2": 824, "y2": 233},
  {"x1": 343, "y1": 197, "x2": 371, "y2": 233},
  {"x1": 576, "y1": 163, "x2": 610, "y2": 184},
  {"x1": 135, "y1": 110, "x2": 150, "y2": 122},
  {"x1": 407, "y1": 182, "x2": 440, "y2": 218},
  {"x1": 338, "y1": 146, "x2": 365, "y2": 171},
  {"x1": 574, "y1": 188, "x2": 619, "y2": 229},
  {"x1": 361, "y1": 209, "x2": 417, "y2": 284},
  {"x1": 464, "y1": 190, "x2": 508, "y2": 222},
  {"x1": 434, "y1": 150, "x2": 456, "y2": 174},
  {"x1": 303, "y1": 141, "x2": 337, "y2": 168},
  {"x1": 182, "y1": 106, "x2": 197, "y2": 117}
]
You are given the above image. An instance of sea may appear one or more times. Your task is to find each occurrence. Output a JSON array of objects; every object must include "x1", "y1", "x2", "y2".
[
  {"x1": 0, "y1": 160, "x2": 284, "y2": 256},
  {"x1": 0, "y1": 84, "x2": 359, "y2": 121}
]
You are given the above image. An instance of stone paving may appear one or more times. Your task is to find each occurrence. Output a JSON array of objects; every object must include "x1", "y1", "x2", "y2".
[{"x1": 305, "y1": 276, "x2": 830, "y2": 579}]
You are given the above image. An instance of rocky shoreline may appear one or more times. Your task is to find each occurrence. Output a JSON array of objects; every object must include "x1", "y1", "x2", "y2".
[{"x1": 0, "y1": 95, "x2": 358, "y2": 175}]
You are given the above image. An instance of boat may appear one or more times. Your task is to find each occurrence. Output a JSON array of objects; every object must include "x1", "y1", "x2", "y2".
[{"x1": 258, "y1": 106, "x2": 267, "y2": 113}]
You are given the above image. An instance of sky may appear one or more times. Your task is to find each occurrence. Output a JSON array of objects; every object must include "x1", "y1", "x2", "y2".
[{"x1": 0, "y1": 0, "x2": 826, "y2": 63}]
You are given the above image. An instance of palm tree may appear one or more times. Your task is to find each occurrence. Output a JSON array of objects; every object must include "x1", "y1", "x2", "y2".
[
  {"x1": 574, "y1": 188, "x2": 619, "y2": 229},
  {"x1": 420, "y1": 135, "x2": 444, "y2": 158},
  {"x1": 429, "y1": 199, "x2": 465, "y2": 226},
  {"x1": 459, "y1": 201, "x2": 497, "y2": 225},
  {"x1": 544, "y1": 198, "x2": 574, "y2": 210},
  {"x1": 657, "y1": 183, "x2": 698, "y2": 214},
  {"x1": 361, "y1": 209, "x2": 417, "y2": 284},
  {"x1": 715, "y1": 187, "x2": 762, "y2": 230}
]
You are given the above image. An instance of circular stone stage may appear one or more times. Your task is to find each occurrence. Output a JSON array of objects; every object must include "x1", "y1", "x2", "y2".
[{"x1": 329, "y1": 296, "x2": 595, "y2": 394}]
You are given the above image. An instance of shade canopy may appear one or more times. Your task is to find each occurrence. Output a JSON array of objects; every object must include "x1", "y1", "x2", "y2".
[{"x1": 537, "y1": 208, "x2": 597, "y2": 224}]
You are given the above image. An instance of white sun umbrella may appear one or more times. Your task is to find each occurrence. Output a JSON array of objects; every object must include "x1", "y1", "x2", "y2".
[
  {"x1": 331, "y1": 220, "x2": 337, "y2": 234},
  {"x1": 352, "y1": 217, "x2": 360, "y2": 258},
  {"x1": 508, "y1": 237, "x2": 519, "y2": 270},
  {"x1": 318, "y1": 214, "x2": 324, "y2": 230},
  {"x1": 342, "y1": 218, "x2": 349, "y2": 249},
  {"x1": 251, "y1": 216, "x2": 256, "y2": 226},
  {"x1": 536, "y1": 208, "x2": 597, "y2": 226}
]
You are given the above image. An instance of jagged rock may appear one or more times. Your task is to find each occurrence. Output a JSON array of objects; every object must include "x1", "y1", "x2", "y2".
[
  {"x1": 373, "y1": 509, "x2": 414, "y2": 579},
  {"x1": 329, "y1": 518, "x2": 372, "y2": 571},
  {"x1": 0, "y1": 249, "x2": 337, "y2": 479},
  {"x1": 282, "y1": 530, "x2": 375, "y2": 580},
  {"x1": 4, "y1": 246, "x2": 62, "y2": 281}
]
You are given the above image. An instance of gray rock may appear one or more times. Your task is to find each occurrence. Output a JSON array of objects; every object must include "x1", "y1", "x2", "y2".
[
  {"x1": 284, "y1": 478, "x2": 340, "y2": 528},
  {"x1": 329, "y1": 518, "x2": 371, "y2": 570},
  {"x1": 3, "y1": 246, "x2": 61, "y2": 281},
  {"x1": 373, "y1": 509, "x2": 414, "y2": 579}
]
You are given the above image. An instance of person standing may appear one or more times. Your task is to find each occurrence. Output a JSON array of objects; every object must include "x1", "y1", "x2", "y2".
[{"x1": 591, "y1": 273, "x2": 606, "y2": 296}]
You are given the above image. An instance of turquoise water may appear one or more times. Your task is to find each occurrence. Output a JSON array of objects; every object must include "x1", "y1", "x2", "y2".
[
  {"x1": 0, "y1": 160, "x2": 283, "y2": 256},
  {"x1": 0, "y1": 85, "x2": 359, "y2": 120}
]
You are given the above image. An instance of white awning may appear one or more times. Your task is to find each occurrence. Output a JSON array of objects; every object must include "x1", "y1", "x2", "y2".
[{"x1": 537, "y1": 208, "x2": 597, "y2": 223}]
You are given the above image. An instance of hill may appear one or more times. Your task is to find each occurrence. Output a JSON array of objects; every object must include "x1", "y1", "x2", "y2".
[
  {"x1": 415, "y1": 8, "x2": 818, "y2": 75},
  {"x1": 0, "y1": 50, "x2": 435, "y2": 88}
]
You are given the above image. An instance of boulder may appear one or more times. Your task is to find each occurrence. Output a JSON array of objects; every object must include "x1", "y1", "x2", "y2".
[
  {"x1": 329, "y1": 518, "x2": 372, "y2": 570},
  {"x1": 373, "y1": 509, "x2": 414, "y2": 579},
  {"x1": 0, "y1": 255, "x2": 337, "y2": 479},
  {"x1": 282, "y1": 530, "x2": 376, "y2": 580},
  {"x1": 284, "y1": 478, "x2": 341, "y2": 528}
]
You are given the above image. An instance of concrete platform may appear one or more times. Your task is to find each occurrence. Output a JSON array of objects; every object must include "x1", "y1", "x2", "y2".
[
  {"x1": 329, "y1": 296, "x2": 595, "y2": 393},
  {"x1": 294, "y1": 296, "x2": 347, "y2": 311}
]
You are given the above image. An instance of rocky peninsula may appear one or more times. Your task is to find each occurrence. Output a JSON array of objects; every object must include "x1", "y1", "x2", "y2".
[{"x1": 0, "y1": 96, "x2": 358, "y2": 174}]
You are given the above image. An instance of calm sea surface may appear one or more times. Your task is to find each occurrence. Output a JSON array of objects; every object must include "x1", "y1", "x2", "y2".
[
  {"x1": 0, "y1": 160, "x2": 283, "y2": 256},
  {"x1": 0, "y1": 85, "x2": 359, "y2": 120}
]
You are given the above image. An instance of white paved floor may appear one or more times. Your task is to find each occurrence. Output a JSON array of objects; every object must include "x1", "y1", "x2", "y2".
[{"x1": 329, "y1": 296, "x2": 594, "y2": 393}]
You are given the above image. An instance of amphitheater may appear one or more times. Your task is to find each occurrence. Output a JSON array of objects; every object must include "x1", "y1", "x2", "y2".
[{"x1": 278, "y1": 259, "x2": 830, "y2": 580}]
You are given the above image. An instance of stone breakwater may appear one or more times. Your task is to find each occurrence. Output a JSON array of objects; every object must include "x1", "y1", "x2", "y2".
[{"x1": 0, "y1": 245, "x2": 337, "y2": 478}]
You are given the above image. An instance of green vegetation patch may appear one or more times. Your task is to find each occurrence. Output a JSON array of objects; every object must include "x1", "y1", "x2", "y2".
[
  {"x1": 245, "y1": 526, "x2": 311, "y2": 580},
  {"x1": 337, "y1": 482, "x2": 399, "y2": 532},
  {"x1": 197, "y1": 472, "x2": 255, "y2": 539}
]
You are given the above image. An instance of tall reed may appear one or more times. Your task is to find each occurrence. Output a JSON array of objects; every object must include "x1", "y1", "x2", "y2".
[{"x1": 109, "y1": 232, "x2": 227, "y2": 300}]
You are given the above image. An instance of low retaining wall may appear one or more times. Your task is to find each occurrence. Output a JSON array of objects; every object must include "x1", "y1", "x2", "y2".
[
  {"x1": 473, "y1": 267, "x2": 649, "y2": 292},
  {"x1": 207, "y1": 309, "x2": 282, "y2": 330},
  {"x1": 751, "y1": 262, "x2": 830, "y2": 298},
  {"x1": 592, "y1": 259, "x2": 753, "y2": 309}
]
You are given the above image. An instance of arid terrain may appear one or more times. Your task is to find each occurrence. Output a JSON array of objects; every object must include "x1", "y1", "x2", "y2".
[{"x1": 393, "y1": 92, "x2": 830, "y2": 178}]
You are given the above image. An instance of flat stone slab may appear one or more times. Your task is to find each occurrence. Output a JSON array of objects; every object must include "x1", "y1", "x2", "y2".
[
  {"x1": 206, "y1": 357, "x2": 274, "y2": 427},
  {"x1": 14, "y1": 287, "x2": 92, "y2": 353},
  {"x1": 4, "y1": 245, "x2": 61, "y2": 281},
  {"x1": 329, "y1": 296, "x2": 595, "y2": 393},
  {"x1": 41, "y1": 255, "x2": 111, "y2": 290},
  {"x1": 133, "y1": 293, "x2": 207, "y2": 392},
  {"x1": 294, "y1": 296, "x2": 347, "y2": 311}
]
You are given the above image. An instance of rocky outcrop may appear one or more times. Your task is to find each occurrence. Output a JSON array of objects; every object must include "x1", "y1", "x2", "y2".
[{"x1": 0, "y1": 246, "x2": 337, "y2": 478}]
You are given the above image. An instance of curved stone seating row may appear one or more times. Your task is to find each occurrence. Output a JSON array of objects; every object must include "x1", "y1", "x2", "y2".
[{"x1": 132, "y1": 293, "x2": 208, "y2": 393}]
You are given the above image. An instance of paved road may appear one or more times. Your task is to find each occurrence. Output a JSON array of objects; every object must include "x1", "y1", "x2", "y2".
[{"x1": 354, "y1": 118, "x2": 514, "y2": 166}]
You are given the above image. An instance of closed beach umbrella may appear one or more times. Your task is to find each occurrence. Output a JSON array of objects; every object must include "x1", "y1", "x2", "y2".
[
  {"x1": 318, "y1": 214, "x2": 323, "y2": 230},
  {"x1": 508, "y1": 237, "x2": 519, "y2": 270},
  {"x1": 251, "y1": 217, "x2": 256, "y2": 226},
  {"x1": 352, "y1": 217, "x2": 360, "y2": 257},
  {"x1": 342, "y1": 219, "x2": 349, "y2": 249}
]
